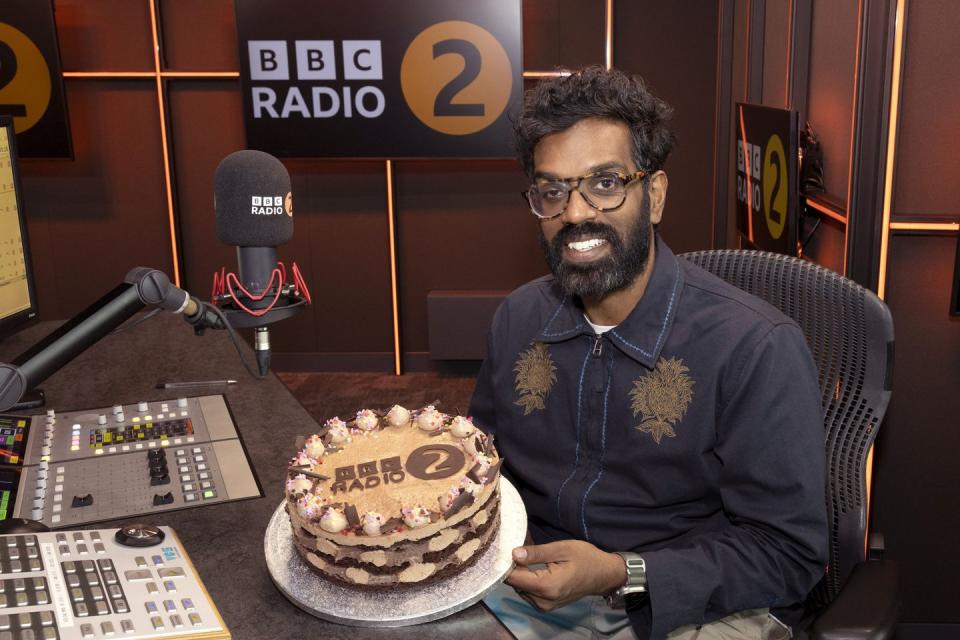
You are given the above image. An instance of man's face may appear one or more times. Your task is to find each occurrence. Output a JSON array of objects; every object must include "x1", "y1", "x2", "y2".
[{"x1": 533, "y1": 118, "x2": 660, "y2": 300}]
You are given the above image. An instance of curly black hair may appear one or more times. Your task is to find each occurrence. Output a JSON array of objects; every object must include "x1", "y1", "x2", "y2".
[{"x1": 514, "y1": 66, "x2": 676, "y2": 179}]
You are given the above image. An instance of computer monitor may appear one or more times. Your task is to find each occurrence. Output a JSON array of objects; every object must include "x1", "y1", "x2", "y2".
[{"x1": 0, "y1": 117, "x2": 38, "y2": 336}]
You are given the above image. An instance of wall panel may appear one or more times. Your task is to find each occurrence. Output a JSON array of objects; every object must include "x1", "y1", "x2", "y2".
[
  {"x1": 522, "y1": 0, "x2": 604, "y2": 70},
  {"x1": 761, "y1": 0, "x2": 790, "y2": 108},
  {"x1": 19, "y1": 81, "x2": 172, "y2": 319},
  {"x1": 891, "y1": 0, "x2": 960, "y2": 219},
  {"x1": 806, "y1": 0, "x2": 859, "y2": 206},
  {"x1": 873, "y1": 233, "x2": 960, "y2": 623},
  {"x1": 53, "y1": 0, "x2": 153, "y2": 70},
  {"x1": 614, "y1": 0, "x2": 719, "y2": 253},
  {"x1": 159, "y1": 0, "x2": 239, "y2": 71}
]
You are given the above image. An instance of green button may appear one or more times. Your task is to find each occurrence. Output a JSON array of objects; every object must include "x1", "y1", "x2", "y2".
[{"x1": 202, "y1": 490, "x2": 215, "y2": 499}]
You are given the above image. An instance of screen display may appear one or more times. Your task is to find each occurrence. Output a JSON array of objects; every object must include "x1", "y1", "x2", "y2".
[
  {"x1": 0, "y1": 123, "x2": 33, "y2": 323},
  {"x1": 0, "y1": 414, "x2": 30, "y2": 465},
  {"x1": 0, "y1": 468, "x2": 22, "y2": 521}
]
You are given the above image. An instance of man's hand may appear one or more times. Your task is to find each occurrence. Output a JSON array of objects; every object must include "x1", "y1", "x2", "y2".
[{"x1": 505, "y1": 540, "x2": 627, "y2": 611}]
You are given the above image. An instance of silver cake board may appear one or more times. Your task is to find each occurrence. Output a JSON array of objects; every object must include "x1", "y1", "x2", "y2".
[{"x1": 264, "y1": 478, "x2": 527, "y2": 627}]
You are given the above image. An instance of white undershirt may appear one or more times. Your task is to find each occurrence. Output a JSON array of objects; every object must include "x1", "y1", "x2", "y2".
[{"x1": 584, "y1": 314, "x2": 617, "y2": 335}]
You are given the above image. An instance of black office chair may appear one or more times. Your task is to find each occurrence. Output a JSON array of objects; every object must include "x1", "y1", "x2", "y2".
[{"x1": 680, "y1": 250, "x2": 898, "y2": 640}]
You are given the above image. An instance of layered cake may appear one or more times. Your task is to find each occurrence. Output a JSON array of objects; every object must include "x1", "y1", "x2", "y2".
[{"x1": 285, "y1": 405, "x2": 502, "y2": 588}]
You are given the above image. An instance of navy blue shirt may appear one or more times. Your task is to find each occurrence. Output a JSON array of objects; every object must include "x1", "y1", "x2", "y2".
[{"x1": 470, "y1": 236, "x2": 827, "y2": 639}]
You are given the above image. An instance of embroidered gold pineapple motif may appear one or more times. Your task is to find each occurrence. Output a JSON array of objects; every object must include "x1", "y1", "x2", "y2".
[
  {"x1": 629, "y1": 357, "x2": 695, "y2": 444},
  {"x1": 514, "y1": 342, "x2": 557, "y2": 415}
]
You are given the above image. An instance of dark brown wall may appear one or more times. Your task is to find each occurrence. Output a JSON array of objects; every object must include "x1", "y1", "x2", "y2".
[
  {"x1": 870, "y1": 0, "x2": 960, "y2": 628},
  {"x1": 15, "y1": 0, "x2": 726, "y2": 372}
]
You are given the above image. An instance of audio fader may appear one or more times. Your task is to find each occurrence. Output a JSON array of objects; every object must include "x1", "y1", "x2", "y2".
[{"x1": 0, "y1": 395, "x2": 261, "y2": 528}]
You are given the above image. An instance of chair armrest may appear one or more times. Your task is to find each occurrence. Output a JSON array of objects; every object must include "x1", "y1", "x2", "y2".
[{"x1": 811, "y1": 560, "x2": 899, "y2": 640}]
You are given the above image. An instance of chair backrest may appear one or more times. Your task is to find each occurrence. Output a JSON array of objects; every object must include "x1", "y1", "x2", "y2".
[{"x1": 680, "y1": 249, "x2": 895, "y2": 602}]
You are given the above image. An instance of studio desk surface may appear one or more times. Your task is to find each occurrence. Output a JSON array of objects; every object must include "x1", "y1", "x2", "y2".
[{"x1": 0, "y1": 314, "x2": 513, "y2": 640}]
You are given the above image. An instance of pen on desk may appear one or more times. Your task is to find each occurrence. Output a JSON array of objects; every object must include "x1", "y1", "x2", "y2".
[{"x1": 157, "y1": 380, "x2": 238, "y2": 390}]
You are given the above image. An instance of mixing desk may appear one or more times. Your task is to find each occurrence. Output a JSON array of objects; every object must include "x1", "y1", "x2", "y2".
[
  {"x1": 0, "y1": 524, "x2": 227, "y2": 639},
  {"x1": 0, "y1": 396, "x2": 261, "y2": 528}
]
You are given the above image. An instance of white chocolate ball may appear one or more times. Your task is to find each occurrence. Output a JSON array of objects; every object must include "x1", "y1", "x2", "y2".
[
  {"x1": 320, "y1": 507, "x2": 348, "y2": 533},
  {"x1": 416, "y1": 406, "x2": 444, "y2": 432},
  {"x1": 449, "y1": 416, "x2": 476, "y2": 439},
  {"x1": 386, "y1": 405, "x2": 411, "y2": 427},
  {"x1": 355, "y1": 409, "x2": 379, "y2": 431}
]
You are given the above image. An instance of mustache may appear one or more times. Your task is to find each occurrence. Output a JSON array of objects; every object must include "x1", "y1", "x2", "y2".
[{"x1": 550, "y1": 221, "x2": 621, "y2": 252}]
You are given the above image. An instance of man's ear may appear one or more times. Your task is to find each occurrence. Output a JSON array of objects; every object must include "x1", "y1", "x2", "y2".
[{"x1": 647, "y1": 171, "x2": 668, "y2": 225}]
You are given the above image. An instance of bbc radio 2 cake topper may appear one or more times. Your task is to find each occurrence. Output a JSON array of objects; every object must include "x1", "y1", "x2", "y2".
[{"x1": 234, "y1": 0, "x2": 522, "y2": 158}]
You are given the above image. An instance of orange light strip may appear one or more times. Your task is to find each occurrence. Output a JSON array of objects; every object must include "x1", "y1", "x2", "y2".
[
  {"x1": 63, "y1": 71, "x2": 156, "y2": 78},
  {"x1": 889, "y1": 221, "x2": 959, "y2": 232},
  {"x1": 522, "y1": 71, "x2": 571, "y2": 79},
  {"x1": 385, "y1": 160, "x2": 402, "y2": 376},
  {"x1": 148, "y1": 0, "x2": 181, "y2": 286},
  {"x1": 868, "y1": 0, "x2": 906, "y2": 560},
  {"x1": 842, "y1": 0, "x2": 864, "y2": 276},
  {"x1": 877, "y1": 0, "x2": 906, "y2": 301},
  {"x1": 805, "y1": 197, "x2": 848, "y2": 224},
  {"x1": 63, "y1": 71, "x2": 239, "y2": 79},
  {"x1": 604, "y1": 0, "x2": 614, "y2": 70}
]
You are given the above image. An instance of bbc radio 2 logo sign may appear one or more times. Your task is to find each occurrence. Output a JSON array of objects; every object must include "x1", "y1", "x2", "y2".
[{"x1": 235, "y1": 0, "x2": 522, "y2": 158}]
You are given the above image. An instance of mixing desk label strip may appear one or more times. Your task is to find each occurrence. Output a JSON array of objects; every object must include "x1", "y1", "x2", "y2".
[{"x1": 0, "y1": 395, "x2": 262, "y2": 529}]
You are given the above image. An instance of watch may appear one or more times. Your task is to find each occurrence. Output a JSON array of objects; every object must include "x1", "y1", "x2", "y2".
[{"x1": 604, "y1": 552, "x2": 648, "y2": 609}]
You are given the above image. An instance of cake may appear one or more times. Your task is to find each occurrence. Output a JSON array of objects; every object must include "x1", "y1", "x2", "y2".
[{"x1": 285, "y1": 405, "x2": 502, "y2": 588}]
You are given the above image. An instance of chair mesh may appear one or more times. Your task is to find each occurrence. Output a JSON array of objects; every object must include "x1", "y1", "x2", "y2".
[{"x1": 680, "y1": 250, "x2": 894, "y2": 603}]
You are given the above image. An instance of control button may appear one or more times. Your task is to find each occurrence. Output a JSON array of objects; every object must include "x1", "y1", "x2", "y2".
[
  {"x1": 194, "y1": 455, "x2": 206, "y2": 463},
  {"x1": 35, "y1": 590, "x2": 49, "y2": 605},
  {"x1": 14, "y1": 593, "x2": 26, "y2": 607},
  {"x1": 120, "y1": 619, "x2": 135, "y2": 634},
  {"x1": 8, "y1": 560, "x2": 20, "y2": 573},
  {"x1": 0, "y1": 593, "x2": 7, "y2": 608},
  {"x1": 28, "y1": 559, "x2": 41, "y2": 572},
  {"x1": 115, "y1": 412, "x2": 125, "y2": 423},
  {"x1": 198, "y1": 472, "x2": 211, "y2": 480},
  {"x1": 170, "y1": 614, "x2": 184, "y2": 628},
  {"x1": 80, "y1": 623, "x2": 94, "y2": 638},
  {"x1": 177, "y1": 398, "x2": 188, "y2": 408},
  {"x1": 62, "y1": 560, "x2": 76, "y2": 573},
  {"x1": 72, "y1": 494, "x2": 94, "y2": 508},
  {"x1": 57, "y1": 545, "x2": 69, "y2": 557},
  {"x1": 151, "y1": 555, "x2": 164, "y2": 566},
  {"x1": 134, "y1": 556, "x2": 147, "y2": 568},
  {"x1": 150, "y1": 474, "x2": 171, "y2": 487},
  {"x1": 55, "y1": 533, "x2": 66, "y2": 543},
  {"x1": 66, "y1": 574, "x2": 81, "y2": 588},
  {"x1": 90, "y1": 586, "x2": 105, "y2": 601},
  {"x1": 151, "y1": 616, "x2": 164, "y2": 630},
  {"x1": 158, "y1": 567, "x2": 186, "y2": 578},
  {"x1": 95, "y1": 601, "x2": 109, "y2": 615},
  {"x1": 81, "y1": 560, "x2": 96, "y2": 572},
  {"x1": 163, "y1": 599, "x2": 176, "y2": 612},
  {"x1": 101, "y1": 621, "x2": 116, "y2": 636},
  {"x1": 71, "y1": 587, "x2": 85, "y2": 603},
  {"x1": 138, "y1": 401, "x2": 149, "y2": 412},
  {"x1": 11, "y1": 579, "x2": 23, "y2": 593},
  {"x1": 183, "y1": 483, "x2": 194, "y2": 491},
  {"x1": 89, "y1": 531, "x2": 101, "y2": 541},
  {"x1": 97, "y1": 414, "x2": 107, "y2": 425},
  {"x1": 38, "y1": 610, "x2": 54, "y2": 627},
  {"x1": 188, "y1": 612, "x2": 202, "y2": 626},
  {"x1": 114, "y1": 598, "x2": 129, "y2": 613},
  {"x1": 146, "y1": 582, "x2": 159, "y2": 594},
  {"x1": 108, "y1": 584, "x2": 123, "y2": 599},
  {"x1": 145, "y1": 601, "x2": 159, "y2": 614},
  {"x1": 176, "y1": 457, "x2": 188, "y2": 465},
  {"x1": 7, "y1": 549, "x2": 18, "y2": 561},
  {"x1": 203, "y1": 489, "x2": 217, "y2": 500},
  {"x1": 178, "y1": 466, "x2": 189, "y2": 474},
  {"x1": 98, "y1": 558, "x2": 115, "y2": 571},
  {"x1": 163, "y1": 580, "x2": 176, "y2": 592},
  {"x1": 200, "y1": 481, "x2": 213, "y2": 490},
  {"x1": 184, "y1": 493, "x2": 197, "y2": 502},
  {"x1": 180, "y1": 598, "x2": 195, "y2": 611},
  {"x1": 112, "y1": 405, "x2": 123, "y2": 414},
  {"x1": 196, "y1": 463, "x2": 208, "y2": 471},
  {"x1": 77, "y1": 543, "x2": 88, "y2": 555},
  {"x1": 75, "y1": 602, "x2": 89, "y2": 617},
  {"x1": 123, "y1": 569, "x2": 152, "y2": 582},
  {"x1": 103, "y1": 571, "x2": 118, "y2": 585},
  {"x1": 94, "y1": 543, "x2": 105, "y2": 554}
]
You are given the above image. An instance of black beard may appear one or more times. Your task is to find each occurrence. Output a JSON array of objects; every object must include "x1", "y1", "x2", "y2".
[{"x1": 539, "y1": 201, "x2": 652, "y2": 300}]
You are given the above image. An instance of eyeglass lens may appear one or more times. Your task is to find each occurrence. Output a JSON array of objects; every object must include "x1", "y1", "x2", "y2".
[{"x1": 528, "y1": 172, "x2": 627, "y2": 217}]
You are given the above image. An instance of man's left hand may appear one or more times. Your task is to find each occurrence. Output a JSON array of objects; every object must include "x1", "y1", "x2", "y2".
[{"x1": 505, "y1": 540, "x2": 626, "y2": 611}]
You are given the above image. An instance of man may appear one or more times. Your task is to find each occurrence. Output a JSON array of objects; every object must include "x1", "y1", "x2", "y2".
[{"x1": 469, "y1": 67, "x2": 827, "y2": 640}]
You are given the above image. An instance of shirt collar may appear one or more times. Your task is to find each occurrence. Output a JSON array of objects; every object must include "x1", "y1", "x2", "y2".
[{"x1": 536, "y1": 235, "x2": 683, "y2": 369}]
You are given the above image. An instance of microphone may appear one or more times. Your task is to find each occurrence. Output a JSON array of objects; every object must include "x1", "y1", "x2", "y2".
[{"x1": 213, "y1": 150, "x2": 307, "y2": 376}]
